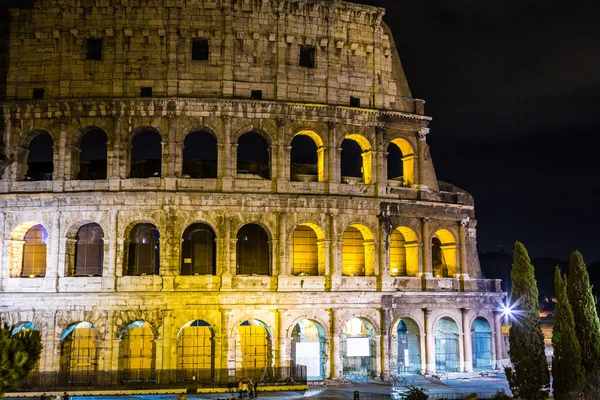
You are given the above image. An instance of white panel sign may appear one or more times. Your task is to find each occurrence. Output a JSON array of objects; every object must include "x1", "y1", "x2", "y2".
[
  {"x1": 347, "y1": 337, "x2": 370, "y2": 357},
  {"x1": 296, "y1": 342, "x2": 321, "y2": 377}
]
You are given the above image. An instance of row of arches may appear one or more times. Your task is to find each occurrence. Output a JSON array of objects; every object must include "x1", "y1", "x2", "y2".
[
  {"x1": 13, "y1": 222, "x2": 457, "y2": 278},
  {"x1": 13, "y1": 315, "x2": 493, "y2": 382},
  {"x1": 18, "y1": 128, "x2": 415, "y2": 187}
]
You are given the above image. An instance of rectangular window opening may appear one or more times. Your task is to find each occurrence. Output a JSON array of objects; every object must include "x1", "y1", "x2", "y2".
[
  {"x1": 192, "y1": 39, "x2": 209, "y2": 61},
  {"x1": 350, "y1": 96, "x2": 361, "y2": 107},
  {"x1": 140, "y1": 87, "x2": 153, "y2": 98},
  {"x1": 32, "y1": 88, "x2": 45, "y2": 100},
  {"x1": 251, "y1": 90, "x2": 263, "y2": 100},
  {"x1": 86, "y1": 38, "x2": 102, "y2": 60},
  {"x1": 299, "y1": 45, "x2": 316, "y2": 68}
]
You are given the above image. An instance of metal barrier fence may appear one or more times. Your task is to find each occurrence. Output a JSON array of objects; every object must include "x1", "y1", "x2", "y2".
[{"x1": 10, "y1": 366, "x2": 307, "y2": 393}]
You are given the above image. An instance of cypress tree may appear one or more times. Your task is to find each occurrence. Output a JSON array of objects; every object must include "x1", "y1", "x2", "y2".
[
  {"x1": 552, "y1": 266, "x2": 585, "y2": 399},
  {"x1": 505, "y1": 241, "x2": 550, "y2": 399},
  {"x1": 566, "y1": 250, "x2": 600, "y2": 397},
  {"x1": 0, "y1": 323, "x2": 43, "y2": 394}
]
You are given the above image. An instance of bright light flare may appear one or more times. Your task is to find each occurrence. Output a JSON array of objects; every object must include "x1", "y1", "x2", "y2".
[{"x1": 496, "y1": 296, "x2": 522, "y2": 325}]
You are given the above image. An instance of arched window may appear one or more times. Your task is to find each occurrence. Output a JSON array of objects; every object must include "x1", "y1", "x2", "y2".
[
  {"x1": 78, "y1": 129, "x2": 107, "y2": 180},
  {"x1": 74, "y1": 223, "x2": 104, "y2": 276},
  {"x1": 340, "y1": 139, "x2": 362, "y2": 184},
  {"x1": 177, "y1": 320, "x2": 214, "y2": 383},
  {"x1": 182, "y1": 131, "x2": 218, "y2": 179},
  {"x1": 432, "y1": 238, "x2": 447, "y2": 278},
  {"x1": 236, "y1": 224, "x2": 270, "y2": 275},
  {"x1": 59, "y1": 322, "x2": 98, "y2": 384},
  {"x1": 119, "y1": 321, "x2": 156, "y2": 382},
  {"x1": 393, "y1": 319, "x2": 421, "y2": 374},
  {"x1": 291, "y1": 319, "x2": 326, "y2": 379},
  {"x1": 130, "y1": 130, "x2": 162, "y2": 178},
  {"x1": 237, "y1": 132, "x2": 269, "y2": 179},
  {"x1": 390, "y1": 227, "x2": 418, "y2": 277},
  {"x1": 290, "y1": 134, "x2": 318, "y2": 182},
  {"x1": 432, "y1": 229, "x2": 457, "y2": 278},
  {"x1": 342, "y1": 318, "x2": 376, "y2": 376},
  {"x1": 472, "y1": 317, "x2": 493, "y2": 370},
  {"x1": 387, "y1": 139, "x2": 415, "y2": 188},
  {"x1": 25, "y1": 132, "x2": 54, "y2": 181},
  {"x1": 181, "y1": 223, "x2": 216, "y2": 275},
  {"x1": 22, "y1": 224, "x2": 48, "y2": 277},
  {"x1": 434, "y1": 317, "x2": 460, "y2": 372},
  {"x1": 291, "y1": 225, "x2": 318, "y2": 276},
  {"x1": 342, "y1": 227, "x2": 365, "y2": 276},
  {"x1": 236, "y1": 320, "x2": 272, "y2": 370},
  {"x1": 127, "y1": 224, "x2": 160, "y2": 276}
]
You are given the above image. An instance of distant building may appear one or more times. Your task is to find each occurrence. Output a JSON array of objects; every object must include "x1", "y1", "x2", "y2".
[{"x1": 0, "y1": 0, "x2": 504, "y2": 391}]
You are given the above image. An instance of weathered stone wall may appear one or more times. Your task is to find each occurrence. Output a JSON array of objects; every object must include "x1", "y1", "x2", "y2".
[{"x1": 5, "y1": 0, "x2": 419, "y2": 112}]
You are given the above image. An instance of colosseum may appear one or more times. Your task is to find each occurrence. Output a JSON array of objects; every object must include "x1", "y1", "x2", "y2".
[{"x1": 0, "y1": 0, "x2": 504, "y2": 392}]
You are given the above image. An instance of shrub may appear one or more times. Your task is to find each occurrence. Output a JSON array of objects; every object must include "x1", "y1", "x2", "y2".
[{"x1": 400, "y1": 385, "x2": 428, "y2": 400}]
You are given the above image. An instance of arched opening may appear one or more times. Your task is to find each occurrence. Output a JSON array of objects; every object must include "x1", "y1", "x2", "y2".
[
  {"x1": 181, "y1": 223, "x2": 216, "y2": 275},
  {"x1": 290, "y1": 132, "x2": 323, "y2": 183},
  {"x1": 390, "y1": 227, "x2": 418, "y2": 277},
  {"x1": 342, "y1": 225, "x2": 375, "y2": 276},
  {"x1": 119, "y1": 321, "x2": 156, "y2": 382},
  {"x1": 236, "y1": 319, "x2": 272, "y2": 375},
  {"x1": 472, "y1": 317, "x2": 493, "y2": 371},
  {"x1": 237, "y1": 132, "x2": 269, "y2": 179},
  {"x1": 11, "y1": 322, "x2": 41, "y2": 375},
  {"x1": 130, "y1": 130, "x2": 162, "y2": 178},
  {"x1": 342, "y1": 318, "x2": 376, "y2": 376},
  {"x1": 25, "y1": 132, "x2": 53, "y2": 181},
  {"x1": 391, "y1": 318, "x2": 421, "y2": 374},
  {"x1": 78, "y1": 129, "x2": 108, "y2": 180},
  {"x1": 432, "y1": 229, "x2": 457, "y2": 278},
  {"x1": 236, "y1": 224, "x2": 270, "y2": 275},
  {"x1": 21, "y1": 224, "x2": 48, "y2": 277},
  {"x1": 434, "y1": 317, "x2": 460, "y2": 372},
  {"x1": 387, "y1": 139, "x2": 415, "y2": 188},
  {"x1": 59, "y1": 322, "x2": 98, "y2": 384},
  {"x1": 73, "y1": 223, "x2": 104, "y2": 276},
  {"x1": 341, "y1": 134, "x2": 372, "y2": 185},
  {"x1": 291, "y1": 319, "x2": 326, "y2": 380},
  {"x1": 182, "y1": 131, "x2": 218, "y2": 179},
  {"x1": 291, "y1": 224, "x2": 323, "y2": 276},
  {"x1": 127, "y1": 223, "x2": 160, "y2": 276},
  {"x1": 177, "y1": 320, "x2": 215, "y2": 383}
]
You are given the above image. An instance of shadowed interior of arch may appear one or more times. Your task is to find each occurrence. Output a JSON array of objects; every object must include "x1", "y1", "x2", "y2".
[
  {"x1": 127, "y1": 223, "x2": 160, "y2": 276},
  {"x1": 236, "y1": 224, "x2": 270, "y2": 275},
  {"x1": 388, "y1": 138, "x2": 415, "y2": 187},
  {"x1": 25, "y1": 132, "x2": 53, "y2": 181},
  {"x1": 432, "y1": 229, "x2": 457, "y2": 278},
  {"x1": 181, "y1": 223, "x2": 216, "y2": 275},
  {"x1": 290, "y1": 131, "x2": 322, "y2": 182},
  {"x1": 130, "y1": 130, "x2": 162, "y2": 178},
  {"x1": 237, "y1": 132, "x2": 269, "y2": 179},
  {"x1": 78, "y1": 128, "x2": 107, "y2": 180},
  {"x1": 182, "y1": 130, "x2": 217, "y2": 179}
]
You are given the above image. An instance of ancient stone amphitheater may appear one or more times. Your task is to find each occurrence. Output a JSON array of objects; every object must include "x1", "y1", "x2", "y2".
[{"x1": 0, "y1": 0, "x2": 504, "y2": 391}]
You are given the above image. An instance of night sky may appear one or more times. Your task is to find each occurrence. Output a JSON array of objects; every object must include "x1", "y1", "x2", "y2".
[
  {"x1": 354, "y1": 0, "x2": 600, "y2": 262},
  {"x1": 2, "y1": 0, "x2": 599, "y2": 261}
]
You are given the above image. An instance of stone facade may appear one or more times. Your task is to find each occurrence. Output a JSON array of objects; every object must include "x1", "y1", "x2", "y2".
[{"x1": 0, "y1": 0, "x2": 504, "y2": 385}]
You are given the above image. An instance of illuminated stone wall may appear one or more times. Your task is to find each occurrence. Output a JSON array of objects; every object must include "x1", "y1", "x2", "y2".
[{"x1": 0, "y1": 0, "x2": 505, "y2": 383}]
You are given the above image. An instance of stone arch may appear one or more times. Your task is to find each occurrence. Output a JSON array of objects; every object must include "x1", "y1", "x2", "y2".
[
  {"x1": 433, "y1": 315, "x2": 461, "y2": 372},
  {"x1": 389, "y1": 226, "x2": 419, "y2": 277},
  {"x1": 180, "y1": 222, "x2": 217, "y2": 275},
  {"x1": 471, "y1": 316, "x2": 493, "y2": 371},
  {"x1": 388, "y1": 137, "x2": 415, "y2": 187},
  {"x1": 236, "y1": 130, "x2": 271, "y2": 179},
  {"x1": 9, "y1": 222, "x2": 49, "y2": 278},
  {"x1": 59, "y1": 321, "x2": 99, "y2": 382},
  {"x1": 232, "y1": 126, "x2": 274, "y2": 146},
  {"x1": 390, "y1": 316, "x2": 422, "y2": 374},
  {"x1": 290, "y1": 129, "x2": 326, "y2": 183},
  {"x1": 235, "y1": 222, "x2": 272, "y2": 276},
  {"x1": 340, "y1": 133, "x2": 373, "y2": 185},
  {"x1": 20, "y1": 130, "x2": 54, "y2": 181},
  {"x1": 232, "y1": 318, "x2": 274, "y2": 371},
  {"x1": 128, "y1": 126, "x2": 163, "y2": 178},
  {"x1": 182, "y1": 129, "x2": 218, "y2": 179},
  {"x1": 118, "y1": 320, "x2": 157, "y2": 381},
  {"x1": 125, "y1": 222, "x2": 161, "y2": 276},
  {"x1": 342, "y1": 223, "x2": 375, "y2": 276},
  {"x1": 431, "y1": 228, "x2": 457, "y2": 278},
  {"x1": 64, "y1": 221, "x2": 105, "y2": 277},
  {"x1": 290, "y1": 318, "x2": 327, "y2": 380},
  {"x1": 176, "y1": 319, "x2": 216, "y2": 382},
  {"x1": 71, "y1": 126, "x2": 108, "y2": 180},
  {"x1": 341, "y1": 317, "x2": 378, "y2": 376},
  {"x1": 289, "y1": 221, "x2": 326, "y2": 276}
]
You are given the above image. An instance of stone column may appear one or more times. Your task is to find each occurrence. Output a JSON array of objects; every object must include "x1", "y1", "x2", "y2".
[
  {"x1": 424, "y1": 308, "x2": 435, "y2": 374},
  {"x1": 102, "y1": 210, "x2": 118, "y2": 291},
  {"x1": 461, "y1": 308, "x2": 473, "y2": 372},
  {"x1": 380, "y1": 310, "x2": 391, "y2": 377},
  {"x1": 219, "y1": 116, "x2": 233, "y2": 186},
  {"x1": 416, "y1": 128, "x2": 429, "y2": 188},
  {"x1": 327, "y1": 122, "x2": 340, "y2": 186},
  {"x1": 42, "y1": 311, "x2": 57, "y2": 372},
  {"x1": 164, "y1": 116, "x2": 177, "y2": 178},
  {"x1": 44, "y1": 211, "x2": 60, "y2": 291},
  {"x1": 218, "y1": 309, "x2": 231, "y2": 371},
  {"x1": 98, "y1": 312, "x2": 114, "y2": 374},
  {"x1": 54, "y1": 123, "x2": 67, "y2": 181},
  {"x1": 278, "y1": 212, "x2": 287, "y2": 276},
  {"x1": 0, "y1": 212, "x2": 5, "y2": 290},
  {"x1": 329, "y1": 309, "x2": 342, "y2": 379},
  {"x1": 493, "y1": 311, "x2": 504, "y2": 369},
  {"x1": 159, "y1": 312, "x2": 173, "y2": 376},
  {"x1": 317, "y1": 146, "x2": 327, "y2": 182},
  {"x1": 421, "y1": 218, "x2": 432, "y2": 278},
  {"x1": 110, "y1": 116, "x2": 123, "y2": 179},
  {"x1": 458, "y1": 219, "x2": 470, "y2": 280}
]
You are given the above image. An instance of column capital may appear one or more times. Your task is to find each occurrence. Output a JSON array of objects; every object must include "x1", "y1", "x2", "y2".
[{"x1": 418, "y1": 127, "x2": 430, "y2": 141}]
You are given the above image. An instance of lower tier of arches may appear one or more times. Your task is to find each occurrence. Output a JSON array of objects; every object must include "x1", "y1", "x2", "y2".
[{"x1": 1, "y1": 293, "x2": 506, "y2": 382}]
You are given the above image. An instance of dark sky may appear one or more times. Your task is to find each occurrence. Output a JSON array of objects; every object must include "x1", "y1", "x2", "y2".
[
  {"x1": 354, "y1": 0, "x2": 600, "y2": 262},
  {"x1": 3, "y1": 0, "x2": 600, "y2": 261}
]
